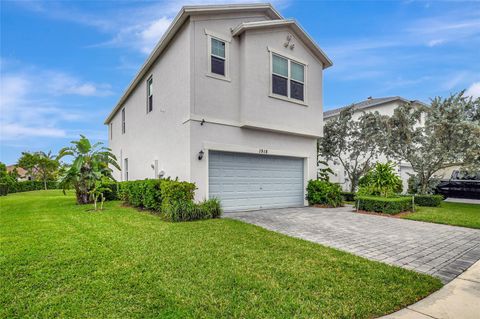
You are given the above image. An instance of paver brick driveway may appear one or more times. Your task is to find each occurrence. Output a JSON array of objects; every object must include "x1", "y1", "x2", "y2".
[{"x1": 226, "y1": 206, "x2": 480, "y2": 283}]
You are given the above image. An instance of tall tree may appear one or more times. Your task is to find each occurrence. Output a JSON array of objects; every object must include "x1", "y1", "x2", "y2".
[
  {"x1": 58, "y1": 135, "x2": 120, "y2": 204},
  {"x1": 17, "y1": 151, "x2": 60, "y2": 190},
  {"x1": 383, "y1": 92, "x2": 480, "y2": 194},
  {"x1": 318, "y1": 106, "x2": 384, "y2": 192}
]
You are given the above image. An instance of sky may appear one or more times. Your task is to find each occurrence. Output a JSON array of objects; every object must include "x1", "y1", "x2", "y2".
[{"x1": 1, "y1": 0, "x2": 480, "y2": 164}]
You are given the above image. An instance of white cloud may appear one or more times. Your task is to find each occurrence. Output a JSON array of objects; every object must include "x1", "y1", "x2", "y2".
[
  {"x1": 426, "y1": 39, "x2": 445, "y2": 47},
  {"x1": 139, "y1": 17, "x2": 173, "y2": 54},
  {"x1": 1, "y1": 124, "x2": 66, "y2": 139},
  {"x1": 13, "y1": 0, "x2": 290, "y2": 54},
  {"x1": 0, "y1": 63, "x2": 110, "y2": 140},
  {"x1": 465, "y1": 82, "x2": 480, "y2": 99}
]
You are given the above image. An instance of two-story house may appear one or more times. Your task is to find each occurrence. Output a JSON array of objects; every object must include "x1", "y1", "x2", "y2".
[{"x1": 105, "y1": 3, "x2": 332, "y2": 211}]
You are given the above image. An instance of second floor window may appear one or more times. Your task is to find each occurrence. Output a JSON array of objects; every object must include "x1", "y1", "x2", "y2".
[
  {"x1": 121, "y1": 108, "x2": 125, "y2": 134},
  {"x1": 211, "y1": 38, "x2": 226, "y2": 76},
  {"x1": 147, "y1": 76, "x2": 153, "y2": 113},
  {"x1": 271, "y1": 53, "x2": 305, "y2": 102},
  {"x1": 110, "y1": 123, "x2": 113, "y2": 140}
]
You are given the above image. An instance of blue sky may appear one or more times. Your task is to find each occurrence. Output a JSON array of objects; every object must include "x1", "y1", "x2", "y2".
[{"x1": 1, "y1": 0, "x2": 479, "y2": 164}]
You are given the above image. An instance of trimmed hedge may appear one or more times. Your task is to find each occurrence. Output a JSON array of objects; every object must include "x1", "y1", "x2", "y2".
[
  {"x1": 118, "y1": 178, "x2": 221, "y2": 222},
  {"x1": 7, "y1": 181, "x2": 58, "y2": 193},
  {"x1": 118, "y1": 180, "x2": 161, "y2": 209},
  {"x1": 414, "y1": 194, "x2": 443, "y2": 207},
  {"x1": 341, "y1": 192, "x2": 356, "y2": 202},
  {"x1": 306, "y1": 180, "x2": 343, "y2": 207},
  {"x1": 356, "y1": 196, "x2": 413, "y2": 215}
]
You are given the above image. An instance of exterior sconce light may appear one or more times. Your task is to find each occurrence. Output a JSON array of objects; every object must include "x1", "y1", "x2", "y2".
[{"x1": 198, "y1": 150, "x2": 204, "y2": 160}]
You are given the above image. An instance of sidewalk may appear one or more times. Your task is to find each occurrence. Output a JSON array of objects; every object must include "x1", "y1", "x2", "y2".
[{"x1": 381, "y1": 260, "x2": 480, "y2": 318}]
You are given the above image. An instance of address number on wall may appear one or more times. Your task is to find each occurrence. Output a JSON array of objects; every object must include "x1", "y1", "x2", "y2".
[{"x1": 259, "y1": 149, "x2": 268, "y2": 154}]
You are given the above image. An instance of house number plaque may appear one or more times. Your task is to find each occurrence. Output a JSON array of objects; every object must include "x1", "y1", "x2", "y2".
[{"x1": 259, "y1": 149, "x2": 268, "y2": 154}]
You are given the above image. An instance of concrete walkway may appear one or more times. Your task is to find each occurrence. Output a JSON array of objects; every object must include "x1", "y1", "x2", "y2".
[
  {"x1": 382, "y1": 259, "x2": 480, "y2": 319},
  {"x1": 226, "y1": 207, "x2": 480, "y2": 283}
]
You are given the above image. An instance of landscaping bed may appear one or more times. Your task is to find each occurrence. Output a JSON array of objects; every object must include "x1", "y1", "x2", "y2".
[{"x1": 0, "y1": 190, "x2": 442, "y2": 318}]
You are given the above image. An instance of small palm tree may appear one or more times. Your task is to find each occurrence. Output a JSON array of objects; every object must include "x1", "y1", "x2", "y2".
[{"x1": 58, "y1": 135, "x2": 120, "y2": 205}]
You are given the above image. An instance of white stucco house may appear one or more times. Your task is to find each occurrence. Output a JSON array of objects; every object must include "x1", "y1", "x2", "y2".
[
  {"x1": 105, "y1": 4, "x2": 332, "y2": 211},
  {"x1": 323, "y1": 96, "x2": 427, "y2": 192}
]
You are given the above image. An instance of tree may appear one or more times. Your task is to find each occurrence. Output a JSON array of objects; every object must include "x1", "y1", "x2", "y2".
[
  {"x1": 17, "y1": 151, "x2": 60, "y2": 190},
  {"x1": 383, "y1": 92, "x2": 480, "y2": 194},
  {"x1": 58, "y1": 135, "x2": 120, "y2": 204},
  {"x1": 318, "y1": 106, "x2": 384, "y2": 192},
  {"x1": 0, "y1": 162, "x2": 17, "y2": 192}
]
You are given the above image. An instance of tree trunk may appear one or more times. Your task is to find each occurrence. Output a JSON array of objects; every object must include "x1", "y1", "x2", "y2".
[
  {"x1": 349, "y1": 175, "x2": 358, "y2": 193},
  {"x1": 44, "y1": 178, "x2": 47, "y2": 191},
  {"x1": 76, "y1": 191, "x2": 90, "y2": 205}
]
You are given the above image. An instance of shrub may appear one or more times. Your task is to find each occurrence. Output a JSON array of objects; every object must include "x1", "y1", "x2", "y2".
[
  {"x1": 356, "y1": 196, "x2": 412, "y2": 215},
  {"x1": 198, "y1": 198, "x2": 222, "y2": 219},
  {"x1": 99, "y1": 180, "x2": 119, "y2": 201},
  {"x1": 117, "y1": 178, "x2": 218, "y2": 222},
  {"x1": 161, "y1": 198, "x2": 222, "y2": 222},
  {"x1": 358, "y1": 162, "x2": 402, "y2": 197},
  {"x1": 160, "y1": 178, "x2": 196, "y2": 205},
  {"x1": 341, "y1": 192, "x2": 356, "y2": 202},
  {"x1": 118, "y1": 180, "x2": 159, "y2": 209},
  {"x1": 414, "y1": 194, "x2": 443, "y2": 207},
  {"x1": 306, "y1": 180, "x2": 343, "y2": 207},
  {"x1": 0, "y1": 183, "x2": 7, "y2": 196},
  {"x1": 7, "y1": 181, "x2": 58, "y2": 193},
  {"x1": 142, "y1": 179, "x2": 162, "y2": 211}
]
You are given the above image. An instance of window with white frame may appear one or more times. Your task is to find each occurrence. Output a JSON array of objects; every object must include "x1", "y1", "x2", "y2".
[
  {"x1": 110, "y1": 123, "x2": 113, "y2": 140},
  {"x1": 210, "y1": 38, "x2": 226, "y2": 76},
  {"x1": 271, "y1": 53, "x2": 305, "y2": 101},
  {"x1": 121, "y1": 108, "x2": 125, "y2": 134},
  {"x1": 124, "y1": 158, "x2": 129, "y2": 181},
  {"x1": 146, "y1": 76, "x2": 153, "y2": 113}
]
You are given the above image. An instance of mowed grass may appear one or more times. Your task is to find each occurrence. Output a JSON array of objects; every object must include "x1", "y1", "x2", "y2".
[
  {"x1": 1, "y1": 191, "x2": 441, "y2": 318},
  {"x1": 403, "y1": 201, "x2": 480, "y2": 229}
]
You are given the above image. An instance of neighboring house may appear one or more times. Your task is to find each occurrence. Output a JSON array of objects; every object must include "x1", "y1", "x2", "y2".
[
  {"x1": 6, "y1": 165, "x2": 32, "y2": 181},
  {"x1": 105, "y1": 4, "x2": 332, "y2": 211},
  {"x1": 323, "y1": 96, "x2": 427, "y2": 192}
]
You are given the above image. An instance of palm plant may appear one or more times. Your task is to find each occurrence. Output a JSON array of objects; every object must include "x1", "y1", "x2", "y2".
[
  {"x1": 58, "y1": 135, "x2": 120, "y2": 204},
  {"x1": 358, "y1": 162, "x2": 402, "y2": 197}
]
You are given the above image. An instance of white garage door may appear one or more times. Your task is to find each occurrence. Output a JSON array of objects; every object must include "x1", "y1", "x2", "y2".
[{"x1": 209, "y1": 151, "x2": 305, "y2": 212}]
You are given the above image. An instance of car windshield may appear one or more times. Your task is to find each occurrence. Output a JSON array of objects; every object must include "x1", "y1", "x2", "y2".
[{"x1": 452, "y1": 170, "x2": 480, "y2": 180}]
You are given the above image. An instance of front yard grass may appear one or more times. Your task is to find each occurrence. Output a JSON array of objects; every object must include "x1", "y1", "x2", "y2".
[
  {"x1": 403, "y1": 201, "x2": 480, "y2": 229},
  {"x1": 1, "y1": 190, "x2": 442, "y2": 318}
]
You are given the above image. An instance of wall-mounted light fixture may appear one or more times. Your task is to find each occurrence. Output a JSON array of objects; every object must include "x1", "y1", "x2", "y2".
[
  {"x1": 200, "y1": 119, "x2": 205, "y2": 126},
  {"x1": 198, "y1": 150, "x2": 204, "y2": 160}
]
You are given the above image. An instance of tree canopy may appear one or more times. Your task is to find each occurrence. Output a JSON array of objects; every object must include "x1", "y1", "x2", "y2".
[
  {"x1": 318, "y1": 106, "x2": 385, "y2": 192},
  {"x1": 383, "y1": 92, "x2": 480, "y2": 194}
]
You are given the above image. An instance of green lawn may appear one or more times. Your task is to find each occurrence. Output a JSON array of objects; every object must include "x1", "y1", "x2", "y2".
[
  {"x1": 403, "y1": 201, "x2": 480, "y2": 229},
  {"x1": 1, "y1": 190, "x2": 441, "y2": 318}
]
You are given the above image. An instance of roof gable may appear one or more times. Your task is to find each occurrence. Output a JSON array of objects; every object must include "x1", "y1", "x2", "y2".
[
  {"x1": 231, "y1": 19, "x2": 332, "y2": 68},
  {"x1": 104, "y1": 3, "x2": 282, "y2": 124}
]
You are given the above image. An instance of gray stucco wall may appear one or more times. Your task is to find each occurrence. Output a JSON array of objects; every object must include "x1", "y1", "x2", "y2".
[{"x1": 109, "y1": 21, "x2": 191, "y2": 182}]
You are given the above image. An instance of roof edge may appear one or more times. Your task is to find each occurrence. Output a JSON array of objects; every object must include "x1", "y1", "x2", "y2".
[
  {"x1": 323, "y1": 97, "x2": 428, "y2": 119},
  {"x1": 232, "y1": 19, "x2": 333, "y2": 69},
  {"x1": 104, "y1": 3, "x2": 283, "y2": 124}
]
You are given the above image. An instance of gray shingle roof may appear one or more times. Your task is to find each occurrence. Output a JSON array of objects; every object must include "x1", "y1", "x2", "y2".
[{"x1": 323, "y1": 96, "x2": 416, "y2": 119}]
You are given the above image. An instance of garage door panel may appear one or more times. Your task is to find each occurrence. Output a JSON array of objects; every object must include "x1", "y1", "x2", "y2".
[{"x1": 208, "y1": 151, "x2": 305, "y2": 212}]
